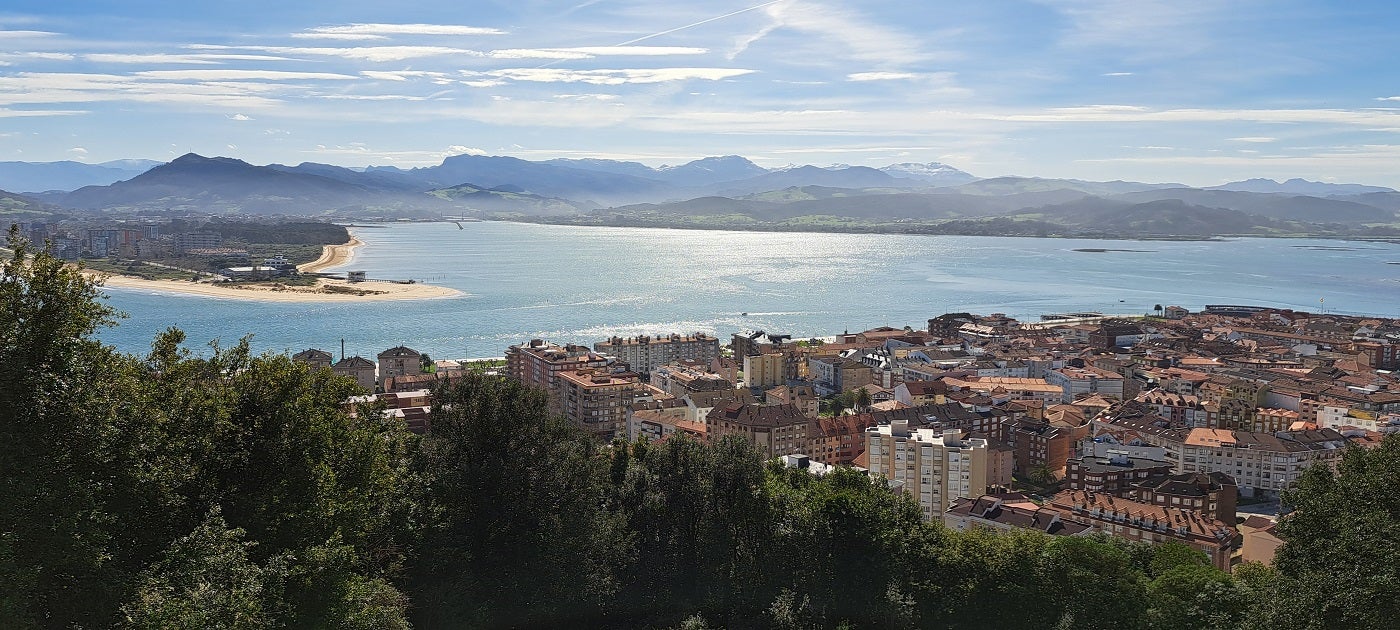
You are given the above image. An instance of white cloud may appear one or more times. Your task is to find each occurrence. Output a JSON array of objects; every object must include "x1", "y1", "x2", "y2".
[
  {"x1": 1228, "y1": 137, "x2": 1276, "y2": 143},
  {"x1": 0, "y1": 51, "x2": 74, "y2": 61},
  {"x1": 68, "y1": 146, "x2": 87, "y2": 155},
  {"x1": 85, "y1": 53, "x2": 297, "y2": 64},
  {"x1": 0, "y1": 107, "x2": 84, "y2": 117},
  {"x1": 847, "y1": 72, "x2": 919, "y2": 81},
  {"x1": 1377, "y1": 96, "x2": 1400, "y2": 102},
  {"x1": 360, "y1": 70, "x2": 449, "y2": 82},
  {"x1": 1102, "y1": 72, "x2": 1134, "y2": 76},
  {"x1": 1033, "y1": 0, "x2": 1222, "y2": 51},
  {"x1": 488, "y1": 46, "x2": 707, "y2": 59},
  {"x1": 196, "y1": 44, "x2": 482, "y2": 62},
  {"x1": 229, "y1": 113, "x2": 252, "y2": 121},
  {"x1": 553, "y1": 94, "x2": 620, "y2": 101},
  {"x1": 731, "y1": 0, "x2": 931, "y2": 66},
  {"x1": 133, "y1": 69, "x2": 359, "y2": 81},
  {"x1": 0, "y1": 30, "x2": 57, "y2": 38},
  {"x1": 469, "y1": 67, "x2": 755, "y2": 85},
  {"x1": 296, "y1": 23, "x2": 506, "y2": 39}
]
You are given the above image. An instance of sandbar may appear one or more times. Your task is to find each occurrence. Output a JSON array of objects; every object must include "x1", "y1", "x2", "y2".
[
  {"x1": 96, "y1": 274, "x2": 462, "y2": 302},
  {"x1": 298, "y1": 236, "x2": 363, "y2": 273}
]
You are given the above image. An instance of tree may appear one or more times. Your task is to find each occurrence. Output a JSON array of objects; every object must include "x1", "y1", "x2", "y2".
[
  {"x1": 0, "y1": 231, "x2": 133, "y2": 627},
  {"x1": 854, "y1": 387, "x2": 872, "y2": 411},
  {"x1": 1272, "y1": 436, "x2": 1400, "y2": 628},
  {"x1": 406, "y1": 373, "x2": 627, "y2": 628},
  {"x1": 1, "y1": 231, "x2": 418, "y2": 627},
  {"x1": 1154, "y1": 304, "x2": 1164, "y2": 317},
  {"x1": 121, "y1": 509, "x2": 273, "y2": 629}
]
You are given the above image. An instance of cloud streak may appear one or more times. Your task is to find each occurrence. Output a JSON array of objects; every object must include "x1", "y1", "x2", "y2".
[{"x1": 295, "y1": 23, "x2": 506, "y2": 39}]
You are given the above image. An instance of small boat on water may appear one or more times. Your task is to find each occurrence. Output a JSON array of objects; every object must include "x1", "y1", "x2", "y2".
[{"x1": 454, "y1": 221, "x2": 464, "y2": 229}]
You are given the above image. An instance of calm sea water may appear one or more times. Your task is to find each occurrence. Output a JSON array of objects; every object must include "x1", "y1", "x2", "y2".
[{"x1": 97, "y1": 222, "x2": 1400, "y2": 359}]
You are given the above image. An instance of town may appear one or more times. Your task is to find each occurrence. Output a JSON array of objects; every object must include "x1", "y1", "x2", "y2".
[{"x1": 294, "y1": 304, "x2": 1400, "y2": 573}]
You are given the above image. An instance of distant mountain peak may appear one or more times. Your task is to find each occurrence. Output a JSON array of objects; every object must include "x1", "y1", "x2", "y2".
[
  {"x1": 1209, "y1": 177, "x2": 1394, "y2": 195},
  {"x1": 879, "y1": 161, "x2": 977, "y2": 186}
]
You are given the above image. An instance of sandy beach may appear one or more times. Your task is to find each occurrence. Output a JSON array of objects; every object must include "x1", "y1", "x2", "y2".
[
  {"x1": 97, "y1": 274, "x2": 462, "y2": 302},
  {"x1": 298, "y1": 236, "x2": 363, "y2": 273},
  {"x1": 87, "y1": 231, "x2": 462, "y2": 302}
]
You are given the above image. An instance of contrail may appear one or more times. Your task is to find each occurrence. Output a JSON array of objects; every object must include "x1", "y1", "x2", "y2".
[
  {"x1": 616, "y1": 0, "x2": 786, "y2": 46},
  {"x1": 534, "y1": 0, "x2": 786, "y2": 69}
]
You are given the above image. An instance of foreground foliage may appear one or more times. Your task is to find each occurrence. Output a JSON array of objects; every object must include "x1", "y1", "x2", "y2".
[{"x1": 2, "y1": 232, "x2": 1397, "y2": 629}]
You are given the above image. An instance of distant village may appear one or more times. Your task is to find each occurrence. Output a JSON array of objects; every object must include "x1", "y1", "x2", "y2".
[{"x1": 295, "y1": 304, "x2": 1400, "y2": 572}]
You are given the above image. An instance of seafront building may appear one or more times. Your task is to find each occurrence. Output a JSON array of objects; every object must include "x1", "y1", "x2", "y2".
[{"x1": 595, "y1": 333, "x2": 720, "y2": 376}]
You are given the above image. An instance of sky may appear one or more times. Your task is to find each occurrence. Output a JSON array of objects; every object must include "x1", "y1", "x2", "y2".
[{"x1": 1, "y1": 0, "x2": 1400, "y2": 186}]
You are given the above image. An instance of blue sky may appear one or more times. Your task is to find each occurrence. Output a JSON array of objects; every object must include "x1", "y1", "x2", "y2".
[{"x1": 2, "y1": 0, "x2": 1399, "y2": 186}]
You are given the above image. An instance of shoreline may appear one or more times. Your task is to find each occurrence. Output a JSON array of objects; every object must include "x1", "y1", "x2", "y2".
[
  {"x1": 298, "y1": 235, "x2": 363, "y2": 273},
  {"x1": 487, "y1": 218, "x2": 1400, "y2": 245},
  {"x1": 96, "y1": 274, "x2": 463, "y2": 302},
  {"x1": 90, "y1": 231, "x2": 462, "y2": 302}
]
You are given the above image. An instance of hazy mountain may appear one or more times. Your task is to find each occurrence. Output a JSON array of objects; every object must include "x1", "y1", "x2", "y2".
[
  {"x1": 879, "y1": 162, "x2": 978, "y2": 186},
  {"x1": 1210, "y1": 178, "x2": 1394, "y2": 196},
  {"x1": 950, "y1": 176, "x2": 1182, "y2": 197},
  {"x1": 427, "y1": 183, "x2": 589, "y2": 215},
  {"x1": 398, "y1": 154, "x2": 672, "y2": 204},
  {"x1": 715, "y1": 165, "x2": 907, "y2": 196},
  {"x1": 0, "y1": 159, "x2": 162, "y2": 193},
  {"x1": 1032, "y1": 197, "x2": 1273, "y2": 235},
  {"x1": 1112, "y1": 188, "x2": 1393, "y2": 223},
  {"x1": 60, "y1": 153, "x2": 393, "y2": 214},
  {"x1": 267, "y1": 161, "x2": 429, "y2": 192},
  {"x1": 544, "y1": 155, "x2": 769, "y2": 187},
  {"x1": 540, "y1": 158, "x2": 660, "y2": 181},
  {"x1": 1342, "y1": 191, "x2": 1400, "y2": 212}
]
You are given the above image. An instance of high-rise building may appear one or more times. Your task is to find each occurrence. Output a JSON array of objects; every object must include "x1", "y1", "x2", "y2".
[{"x1": 865, "y1": 421, "x2": 988, "y2": 520}]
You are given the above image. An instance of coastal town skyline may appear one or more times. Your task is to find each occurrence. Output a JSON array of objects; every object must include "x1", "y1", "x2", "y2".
[{"x1": 3, "y1": 1, "x2": 1400, "y2": 186}]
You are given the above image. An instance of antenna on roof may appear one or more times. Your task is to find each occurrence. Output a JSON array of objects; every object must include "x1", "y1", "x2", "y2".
[{"x1": 341, "y1": 338, "x2": 345, "y2": 361}]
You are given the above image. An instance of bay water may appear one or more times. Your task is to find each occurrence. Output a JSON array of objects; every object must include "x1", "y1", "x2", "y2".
[{"x1": 97, "y1": 222, "x2": 1400, "y2": 360}]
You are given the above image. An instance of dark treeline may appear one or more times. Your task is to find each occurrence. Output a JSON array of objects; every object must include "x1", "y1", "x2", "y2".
[
  {"x1": 183, "y1": 219, "x2": 350, "y2": 245},
  {"x1": 3, "y1": 233, "x2": 1397, "y2": 629}
]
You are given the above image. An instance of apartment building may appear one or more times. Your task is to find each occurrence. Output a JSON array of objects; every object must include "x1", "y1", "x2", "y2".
[
  {"x1": 705, "y1": 402, "x2": 812, "y2": 460},
  {"x1": 1046, "y1": 366, "x2": 1124, "y2": 403},
  {"x1": 558, "y1": 368, "x2": 649, "y2": 440},
  {"x1": 507, "y1": 339, "x2": 616, "y2": 416},
  {"x1": 865, "y1": 420, "x2": 988, "y2": 520},
  {"x1": 377, "y1": 346, "x2": 422, "y2": 389},
  {"x1": 743, "y1": 352, "x2": 787, "y2": 389},
  {"x1": 595, "y1": 333, "x2": 720, "y2": 376}
]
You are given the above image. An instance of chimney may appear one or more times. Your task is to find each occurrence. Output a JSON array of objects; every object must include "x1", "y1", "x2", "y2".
[{"x1": 891, "y1": 418, "x2": 910, "y2": 437}]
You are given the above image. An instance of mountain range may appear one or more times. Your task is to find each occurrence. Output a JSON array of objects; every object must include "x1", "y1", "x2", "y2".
[{"x1": 6, "y1": 152, "x2": 1399, "y2": 239}]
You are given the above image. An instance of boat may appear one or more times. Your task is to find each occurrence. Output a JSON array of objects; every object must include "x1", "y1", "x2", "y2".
[{"x1": 454, "y1": 221, "x2": 463, "y2": 229}]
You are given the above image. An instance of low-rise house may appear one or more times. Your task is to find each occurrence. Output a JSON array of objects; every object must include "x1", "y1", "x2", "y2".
[{"x1": 292, "y1": 348, "x2": 334, "y2": 370}]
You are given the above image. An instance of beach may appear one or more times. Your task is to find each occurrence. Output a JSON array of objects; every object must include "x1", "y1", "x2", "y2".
[
  {"x1": 96, "y1": 274, "x2": 462, "y2": 302},
  {"x1": 298, "y1": 236, "x2": 363, "y2": 273},
  {"x1": 86, "y1": 232, "x2": 461, "y2": 302}
]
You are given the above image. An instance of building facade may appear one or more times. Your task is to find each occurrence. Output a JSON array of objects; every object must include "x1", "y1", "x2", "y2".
[{"x1": 865, "y1": 421, "x2": 989, "y2": 520}]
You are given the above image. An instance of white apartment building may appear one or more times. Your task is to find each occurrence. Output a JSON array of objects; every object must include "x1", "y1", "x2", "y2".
[
  {"x1": 594, "y1": 333, "x2": 721, "y2": 375},
  {"x1": 865, "y1": 420, "x2": 988, "y2": 521}
]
